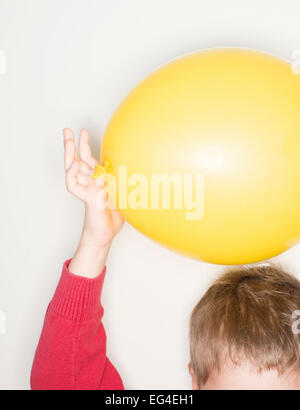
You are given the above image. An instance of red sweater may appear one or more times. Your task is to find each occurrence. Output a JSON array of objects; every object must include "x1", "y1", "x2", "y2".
[{"x1": 31, "y1": 260, "x2": 124, "y2": 390}]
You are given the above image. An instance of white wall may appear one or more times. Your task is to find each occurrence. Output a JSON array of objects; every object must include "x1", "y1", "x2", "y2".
[{"x1": 1, "y1": 0, "x2": 300, "y2": 390}]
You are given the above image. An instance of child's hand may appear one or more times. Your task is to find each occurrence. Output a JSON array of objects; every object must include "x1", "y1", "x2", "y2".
[{"x1": 64, "y1": 129, "x2": 124, "y2": 277}]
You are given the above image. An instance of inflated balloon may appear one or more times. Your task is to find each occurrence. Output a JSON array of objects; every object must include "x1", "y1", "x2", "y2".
[{"x1": 99, "y1": 48, "x2": 300, "y2": 265}]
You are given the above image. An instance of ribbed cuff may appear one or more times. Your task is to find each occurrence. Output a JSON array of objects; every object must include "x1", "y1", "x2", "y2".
[{"x1": 50, "y1": 259, "x2": 106, "y2": 322}]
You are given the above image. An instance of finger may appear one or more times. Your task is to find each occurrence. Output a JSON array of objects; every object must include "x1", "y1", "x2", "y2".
[
  {"x1": 79, "y1": 129, "x2": 98, "y2": 168},
  {"x1": 77, "y1": 172, "x2": 92, "y2": 187},
  {"x1": 63, "y1": 128, "x2": 75, "y2": 142},
  {"x1": 80, "y1": 161, "x2": 94, "y2": 176},
  {"x1": 95, "y1": 187, "x2": 110, "y2": 211},
  {"x1": 63, "y1": 129, "x2": 78, "y2": 170},
  {"x1": 95, "y1": 174, "x2": 107, "y2": 187},
  {"x1": 112, "y1": 209, "x2": 125, "y2": 227},
  {"x1": 64, "y1": 140, "x2": 76, "y2": 171},
  {"x1": 66, "y1": 160, "x2": 86, "y2": 199}
]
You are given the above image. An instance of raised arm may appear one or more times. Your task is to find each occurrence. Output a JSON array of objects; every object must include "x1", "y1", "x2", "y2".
[{"x1": 31, "y1": 129, "x2": 124, "y2": 390}]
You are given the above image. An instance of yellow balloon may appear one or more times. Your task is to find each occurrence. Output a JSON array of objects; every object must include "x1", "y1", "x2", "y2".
[{"x1": 100, "y1": 48, "x2": 300, "y2": 265}]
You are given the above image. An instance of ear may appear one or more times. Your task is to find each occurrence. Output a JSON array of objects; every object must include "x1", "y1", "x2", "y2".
[{"x1": 189, "y1": 363, "x2": 199, "y2": 390}]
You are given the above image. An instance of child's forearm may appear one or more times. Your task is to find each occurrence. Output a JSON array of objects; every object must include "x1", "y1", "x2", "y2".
[{"x1": 69, "y1": 205, "x2": 113, "y2": 279}]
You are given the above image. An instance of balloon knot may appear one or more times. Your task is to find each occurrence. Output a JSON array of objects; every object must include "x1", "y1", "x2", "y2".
[{"x1": 92, "y1": 160, "x2": 112, "y2": 179}]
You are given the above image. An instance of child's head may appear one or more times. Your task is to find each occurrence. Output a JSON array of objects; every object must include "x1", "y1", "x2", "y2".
[{"x1": 189, "y1": 265, "x2": 300, "y2": 390}]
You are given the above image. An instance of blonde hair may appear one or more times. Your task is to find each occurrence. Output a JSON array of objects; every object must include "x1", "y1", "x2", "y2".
[{"x1": 190, "y1": 265, "x2": 300, "y2": 387}]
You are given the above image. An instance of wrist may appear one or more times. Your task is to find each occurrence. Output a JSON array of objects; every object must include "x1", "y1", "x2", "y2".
[
  {"x1": 69, "y1": 240, "x2": 111, "y2": 279},
  {"x1": 80, "y1": 230, "x2": 112, "y2": 249},
  {"x1": 81, "y1": 205, "x2": 115, "y2": 248}
]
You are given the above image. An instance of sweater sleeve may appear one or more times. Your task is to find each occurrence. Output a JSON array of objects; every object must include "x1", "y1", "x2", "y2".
[{"x1": 30, "y1": 260, "x2": 124, "y2": 390}]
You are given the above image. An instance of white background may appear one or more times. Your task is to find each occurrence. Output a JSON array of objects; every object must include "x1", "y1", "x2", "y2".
[{"x1": 1, "y1": 0, "x2": 300, "y2": 390}]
